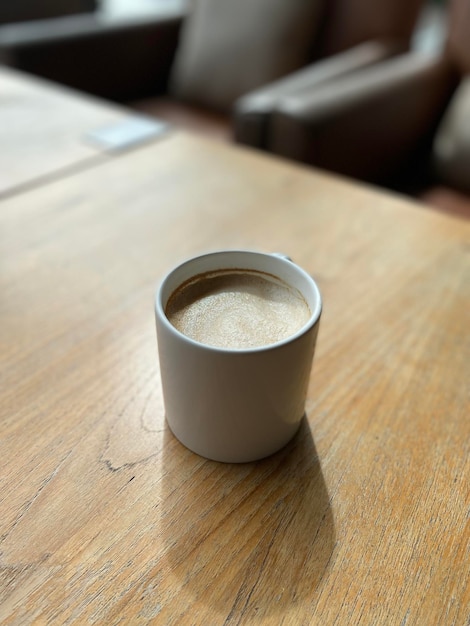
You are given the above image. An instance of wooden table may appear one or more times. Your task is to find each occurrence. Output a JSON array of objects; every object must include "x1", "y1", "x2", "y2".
[
  {"x1": 0, "y1": 66, "x2": 153, "y2": 198},
  {"x1": 1, "y1": 131, "x2": 469, "y2": 625}
]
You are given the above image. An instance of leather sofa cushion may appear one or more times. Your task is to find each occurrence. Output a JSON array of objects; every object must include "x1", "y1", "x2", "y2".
[
  {"x1": 169, "y1": 0, "x2": 323, "y2": 112},
  {"x1": 317, "y1": 0, "x2": 424, "y2": 56},
  {"x1": 433, "y1": 77, "x2": 470, "y2": 193}
]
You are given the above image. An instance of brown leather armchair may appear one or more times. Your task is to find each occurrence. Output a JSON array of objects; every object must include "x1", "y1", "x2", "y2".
[
  {"x1": 235, "y1": 0, "x2": 470, "y2": 213},
  {"x1": 148, "y1": 0, "x2": 424, "y2": 142}
]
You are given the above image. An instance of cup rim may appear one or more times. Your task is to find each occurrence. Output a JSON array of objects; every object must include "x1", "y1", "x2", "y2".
[{"x1": 155, "y1": 250, "x2": 322, "y2": 354}]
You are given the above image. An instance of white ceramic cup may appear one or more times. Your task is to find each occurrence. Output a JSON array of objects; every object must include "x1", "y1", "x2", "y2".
[{"x1": 155, "y1": 250, "x2": 322, "y2": 463}]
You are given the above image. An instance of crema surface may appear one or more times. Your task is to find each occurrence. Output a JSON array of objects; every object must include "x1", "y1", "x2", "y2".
[{"x1": 165, "y1": 270, "x2": 311, "y2": 349}]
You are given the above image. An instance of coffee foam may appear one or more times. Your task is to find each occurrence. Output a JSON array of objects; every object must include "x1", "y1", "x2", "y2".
[{"x1": 165, "y1": 269, "x2": 311, "y2": 349}]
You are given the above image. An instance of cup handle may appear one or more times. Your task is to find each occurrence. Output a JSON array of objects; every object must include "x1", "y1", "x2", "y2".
[{"x1": 271, "y1": 252, "x2": 293, "y2": 262}]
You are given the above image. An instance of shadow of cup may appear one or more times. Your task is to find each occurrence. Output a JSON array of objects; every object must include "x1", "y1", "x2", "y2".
[{"x1": 157, "y1": 418, "x2": 335, "y2": 622}]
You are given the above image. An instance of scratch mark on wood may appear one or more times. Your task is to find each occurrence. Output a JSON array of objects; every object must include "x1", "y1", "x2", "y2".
[{"x1": 401, "y1": 608, "x2": 411, "y2": 626}]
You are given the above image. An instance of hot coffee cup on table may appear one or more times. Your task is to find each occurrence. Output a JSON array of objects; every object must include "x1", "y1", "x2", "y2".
[{"x1": 155, "y1": 250, "x2": 322, "y2": 463}]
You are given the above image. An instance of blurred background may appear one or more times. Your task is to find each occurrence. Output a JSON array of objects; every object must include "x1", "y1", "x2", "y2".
[{"x1": 1, "y1": 0, "x2": 468, "y2": 218}]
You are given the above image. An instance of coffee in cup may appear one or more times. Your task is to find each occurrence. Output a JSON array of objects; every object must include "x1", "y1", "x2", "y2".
[{"x1": 165, "y1": 269, "x2": 311, "y2": 350}]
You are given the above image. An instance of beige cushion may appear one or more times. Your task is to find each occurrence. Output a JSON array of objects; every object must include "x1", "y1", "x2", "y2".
[
  {"x1": 433, "y1": 77, "x2": 470, "y2": 193},
  {"x1": 170, "y1": 0, "x2": 323, "y2": 112}
]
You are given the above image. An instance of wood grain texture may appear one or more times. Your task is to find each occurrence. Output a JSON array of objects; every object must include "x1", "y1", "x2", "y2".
[
  {"x1": 0, "y1": 67, "x2": 130, "y2": 198},
  {"x1": 0, "y1": 133, "x2": 469, "y2": 625}
]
